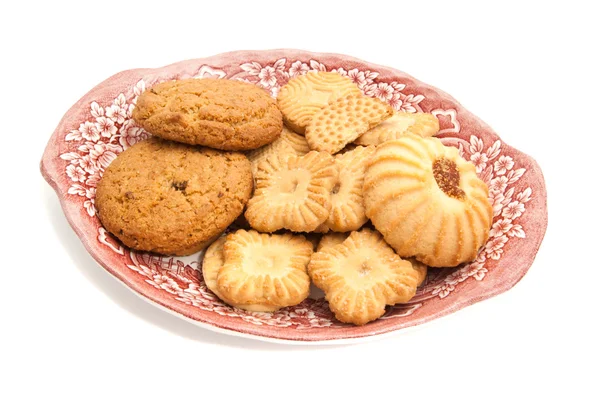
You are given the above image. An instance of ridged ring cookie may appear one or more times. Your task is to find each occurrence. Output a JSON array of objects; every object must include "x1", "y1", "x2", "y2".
[{"x1": 364, "y1": 135, "x2": 493, "y2": 267}]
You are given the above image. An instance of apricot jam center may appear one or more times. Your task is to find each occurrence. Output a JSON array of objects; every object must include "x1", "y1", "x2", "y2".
[{"x1": 433, "y1": 158, "x2": 466, "y2": 200}]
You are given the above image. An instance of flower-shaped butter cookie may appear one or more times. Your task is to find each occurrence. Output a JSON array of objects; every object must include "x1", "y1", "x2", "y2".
[
  {"x1": 308, "y1": 229, "x2": 420, "y2": 325},
  {"x1": 217, "y1": 230, "x2": 313, "y2": 309},
  {"x1": 245, "y1": 151, "x2": 338, "y2": 232}
]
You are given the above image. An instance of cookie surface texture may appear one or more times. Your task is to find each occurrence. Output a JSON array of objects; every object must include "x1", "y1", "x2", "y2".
[
  {"x1": 96, "y1": 138, "x2": 253, "y2": 255},
  {"x1": 308, "y1": 229, "x2": 420, "y2": 325},
  {"x1": 202, "y1": 236, "x2": 279, "y2": 312},
  {"x1": 246, "y1": 126, "x2": 310, "y2": 177},
  {"x1": 305, "y1": 94, "x2": 393, "y2": 154},
  {"x1": 316, "y1": 232, "x2": 349, "y2": 252},
  {"x1": 408, "y1": 258, "x2": 428, "y2": 287},
  {"x1": 132, "y1": 78, "x2": 282, "y2": 151},
  {"x1": 245, "y1": 151, "x2": 338, "y2": 232},
  {"x1": 355, "y1": 112, "x2": 440, "y2": 146},
  {"x1": 324, "y1": 145, "x2": 376, "y2": 232},
  {"x1": 217, "y1": 230, "x2": 313, "y2": 308},
  {"x1": 364, "y1": 135, "x2": 493, "y2": 267},
  {"x1": 277, "y1": 72, "x2": 362, "y2": 134}
]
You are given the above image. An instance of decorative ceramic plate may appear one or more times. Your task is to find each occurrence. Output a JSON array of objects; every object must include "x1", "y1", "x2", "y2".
[{"x1": 40, "y1": 49, "x2": 547, "y2": 344}]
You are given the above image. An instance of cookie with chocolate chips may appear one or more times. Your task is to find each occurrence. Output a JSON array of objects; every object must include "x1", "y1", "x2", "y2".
[{"x1": 95, "y1": 137, "x2": 253, "y2": 255}]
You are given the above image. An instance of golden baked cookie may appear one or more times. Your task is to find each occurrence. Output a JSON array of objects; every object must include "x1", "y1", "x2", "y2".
[
  {"x1": 277, "y1": 72, "x2": 362, "y2": 134},
  {"x1": 132, "y1": 78, "x2": 282, "y2": 151},
  {"x1": 217, "y1": 230, "x2": 313, "y2": 309},
  {"x1": 246, "y1": 126, "x2": 310, "y2": 176},
  {"x1": 324, "y1": 145, "x2": 376, "y2": 232},
  {"x1": 355, "y1": 112, "x2": 440, "y2": 146},
  {"x1": 202, "y1": 236, "x2": 279, "y2": 312},
  {"x1": 305, "y1": 94, "x2": 393, "y2": 154},
  {"x1": 96, "y1": 138, "x2": 253, "y2": 255},
  {"x1": 313, "y1": 223, "x2": 330, "y2": 234},
  {"x1": 364, "y1": 135, "x2": 493, "y2": 267},
  {"x1": 316, "y1": 232, "x2": 349, "y2": 251},
  {"x1": 280, "y1": 126, "x2": 312, "y2": 154},
  {"x1": 245, "y1": 151, "x2": 338, "y2": 232},
  {"x1": 408, "y1": 258, "x2": 428, "y2": 287},
  {"x1": 308, "y1": 229, "x2": 420, "y2": 325}
]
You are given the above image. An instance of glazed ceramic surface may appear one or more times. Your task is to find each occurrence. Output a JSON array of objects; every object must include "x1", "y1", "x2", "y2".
[{"x1": 41, "y1": 50, "x2": 547, "y2": 343}]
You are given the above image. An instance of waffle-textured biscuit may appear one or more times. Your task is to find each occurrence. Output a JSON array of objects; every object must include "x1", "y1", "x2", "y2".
[
  {"x1": 308, "y1": 229, "x2": 420, "y2": 325},
  {"x1": 217, "y1": 230, "x2": 313, "y2": 308},
  {"x1": 364, "y1": 135, "x2": 493, "y2": 267},
  {"x1": 355, "y1": 112, "x2": 440, "y2": 146},
  {"x1": 132, "y1": 78, "x2": 282, "y2": 151},
  {"x1": 316, "y1": 232, "x2": 349, "y2": 251},
  {"x1": 277, "y1": 72, "x2": 362, "y2": 134},
  {"x1": 202, "y1": 237, "x2": 279, "y2": 312},
  {"x1": 245, "y1": 151, "x2": 338, "y2": 232},
  {"x1": 96, "y1": 138, "x2": 252, "y2": 255},
  {"x1": 305, "y1": 94, "x2": 393, "y2": 154},
  {"x1": 324, "y1": 145, "x2": 376, "y2": 232},
  {"x1": 246, "y1": 126, "x2": 310, "y2": 176}
]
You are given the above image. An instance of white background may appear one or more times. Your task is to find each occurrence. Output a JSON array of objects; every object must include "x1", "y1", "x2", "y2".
[{"x1": 1, "y1": 1, "x2": 598, "y2": 400}]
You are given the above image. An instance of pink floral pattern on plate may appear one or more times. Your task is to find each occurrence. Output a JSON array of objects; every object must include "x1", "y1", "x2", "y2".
[{"x1": 40, "y1": 50, "x2": 547, "y2": 343}]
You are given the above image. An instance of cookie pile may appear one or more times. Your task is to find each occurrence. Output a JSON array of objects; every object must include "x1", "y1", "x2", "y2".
[
  {"x1": 96, "y1": 71, "x2": 493, "y2": 326},
  {"x1": 96, "y1": 78, "x2": 281, "y2": 256}
]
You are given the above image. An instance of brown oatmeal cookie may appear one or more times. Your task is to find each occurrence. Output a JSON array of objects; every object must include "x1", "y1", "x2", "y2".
[
  {"x1": 95, "y1": 137, "x2": 253, "y2": 255},
  {"x1": 132, "y1": 79, "x2": 283, "y2": 151}
]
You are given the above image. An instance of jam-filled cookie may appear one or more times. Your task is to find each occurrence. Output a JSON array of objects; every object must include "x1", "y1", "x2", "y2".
[{"x1": 364, "y1": 135, "x2": 493, "y2": 267}]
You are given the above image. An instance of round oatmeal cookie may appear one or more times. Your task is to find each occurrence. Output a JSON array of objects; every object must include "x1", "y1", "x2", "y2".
[
  {"x1": 132, "y1": 78, "x2": 283, "y2": 151},
  {"x1": 96, "y1": 137, "x2": 253, "y2": 256}
]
